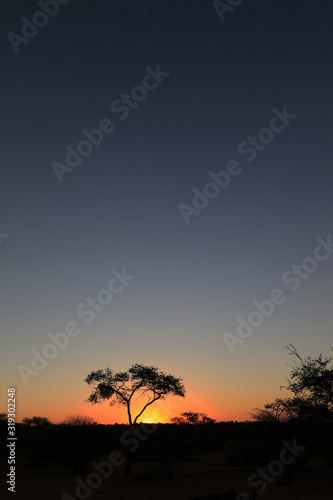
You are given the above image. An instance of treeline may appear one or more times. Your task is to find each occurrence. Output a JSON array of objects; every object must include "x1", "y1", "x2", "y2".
[{"x1": 1, "y1": 419, "x2": 331, "y2": 474}]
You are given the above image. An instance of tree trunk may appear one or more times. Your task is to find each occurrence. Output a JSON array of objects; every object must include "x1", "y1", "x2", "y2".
[{"x1": 127, "y1": 403, "x2": 132, "y2": 426}]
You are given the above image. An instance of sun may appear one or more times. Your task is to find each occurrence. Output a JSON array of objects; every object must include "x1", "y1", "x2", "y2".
[{"x1": 140, "y1": 415, "x2": 156, "y2": 424}]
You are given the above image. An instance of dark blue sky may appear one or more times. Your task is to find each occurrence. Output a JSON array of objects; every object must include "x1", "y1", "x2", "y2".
[{"x1": 1, "y1": 0, "x2": 333, "y2": 422}]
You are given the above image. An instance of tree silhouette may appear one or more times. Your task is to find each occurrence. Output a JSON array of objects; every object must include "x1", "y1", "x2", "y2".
[
  {"x1": 251, "y1": 345, "x2": 333, "y2": 485},
  {"x1": 22, "y1": 416, "x2": 52, "y2": 426},
  {"x1": 251, "y1": 345, "x2": 333, "y2": 423},
  {"x1": 60, "y1": 414, "x2": 98, "y2": 426},
  {"x1": 171, "y1": 412, "x2": 216, "y2": 425},
  {"x1": 85, "y1": 363, "x2": 185, "y2": 425}
]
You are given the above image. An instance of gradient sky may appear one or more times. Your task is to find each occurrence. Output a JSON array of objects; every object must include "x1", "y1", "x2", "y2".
[{"x1": 1, "y1": 0, "x2": 333, "y2": 424}]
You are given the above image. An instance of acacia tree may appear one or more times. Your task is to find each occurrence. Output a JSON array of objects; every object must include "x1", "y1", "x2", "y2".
[
  {"x1": 251, "y1": 345, "x2": 333, "y2": 423},
  {"x1": 251, "y1": 345, "x2": 333, "y2": 484},
  {"x1": 22, "y1": 416, "x2": 52, "y2": 426},
  {"x1": 85, "y1": 363, "x2": 186, "y2": 425},
  {"x1": 171, "y1": 412, "x2": 216, "y2": 425}
]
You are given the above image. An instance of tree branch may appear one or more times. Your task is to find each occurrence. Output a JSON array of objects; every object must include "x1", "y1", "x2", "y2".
[{"x1": 133, "y1": 393, "x2": 162, "y2": 424}]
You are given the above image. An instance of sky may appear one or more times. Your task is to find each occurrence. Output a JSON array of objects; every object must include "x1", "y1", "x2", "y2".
[{"x1": 1, "y1": 0, "x2": 333, "y2": 424}]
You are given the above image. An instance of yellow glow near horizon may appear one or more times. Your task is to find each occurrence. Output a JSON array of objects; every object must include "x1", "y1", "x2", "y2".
[{"x1": 140, "y1": 416, "x2": 156, "y2": 424}]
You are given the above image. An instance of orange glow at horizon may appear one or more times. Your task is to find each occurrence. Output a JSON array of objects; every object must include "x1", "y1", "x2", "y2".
[
  {"x1": 17, "y1": 385, "x2": 277, "y2": 424},
  {"x1": 14, "y1": 362, "x2": 288, "y2": 425}
]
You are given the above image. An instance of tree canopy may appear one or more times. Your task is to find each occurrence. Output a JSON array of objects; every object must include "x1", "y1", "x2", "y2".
[
  {"x1": 251, "y1": 345, "x2": 333, "y2": 423},
  {"x1": 171, "y1": 412, "x2": 216, "y2": 425},
  {"x1": 22, "y1": 416, "x2": 52, "y2": 426},
  {"x1": 85, "y1": 363, "x2": 185, "y2": 425}
]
